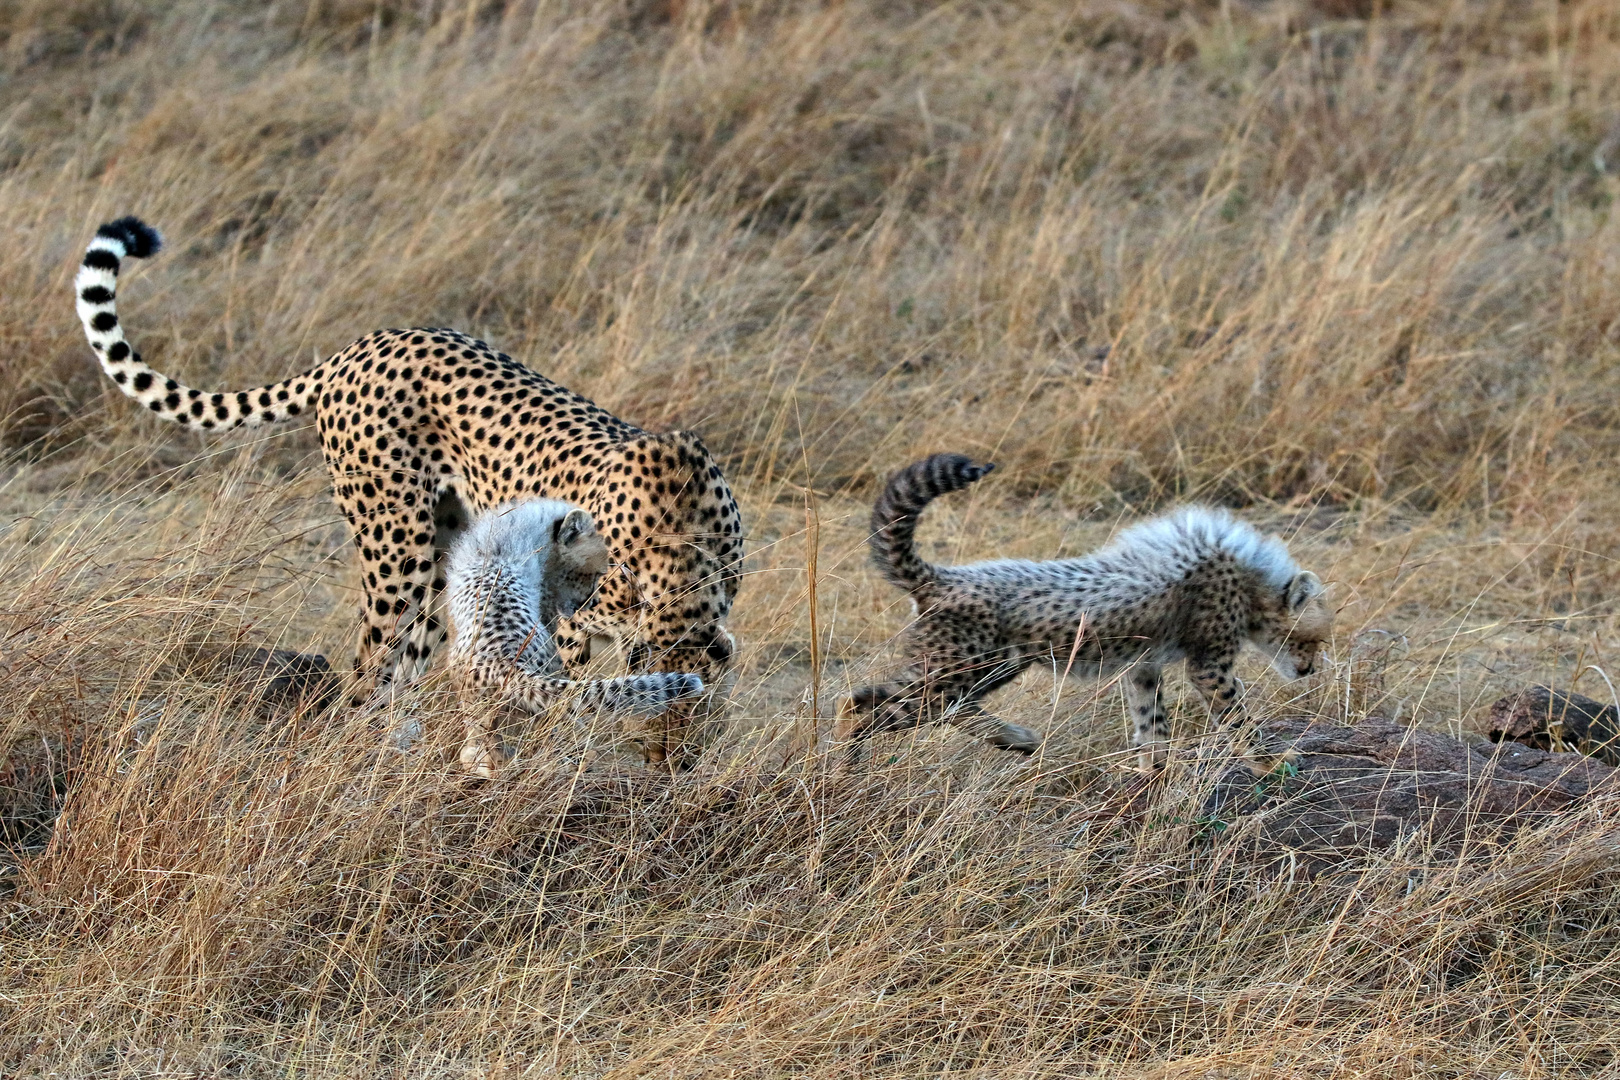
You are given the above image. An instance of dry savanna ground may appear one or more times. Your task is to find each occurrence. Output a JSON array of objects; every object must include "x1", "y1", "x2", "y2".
[{"x1": 3, "y1": 0, "x2": 1620, "y2": 1075}]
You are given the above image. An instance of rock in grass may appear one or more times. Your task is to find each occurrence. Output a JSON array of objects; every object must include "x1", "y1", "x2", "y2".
[
  {"x1": 1485, "y1": 686, "x2": 1620, "y2": 766},
  {"x1": 1197, "y1": 716, "x2": 1619, "y2": 872},
  {"x1": 237, "y1": 647, "x2": 338, "y2": 711}
]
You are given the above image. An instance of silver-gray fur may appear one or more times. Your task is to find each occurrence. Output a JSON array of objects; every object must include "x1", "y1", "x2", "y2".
[
  {"x1": 843, "y1": 453, "x2": 1334, "y2": 770},
  {"x1": 448, "y1": 500, "x2": 704, "y2": 775}
]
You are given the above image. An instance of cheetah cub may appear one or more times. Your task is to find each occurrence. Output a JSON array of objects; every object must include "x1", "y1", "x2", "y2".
[
  {"x1": 839, "y1": 454, "x2": 1333, "y2": 771},
  {"x1": 448, "y1": 500, "x2": 705, "y2": 776}
]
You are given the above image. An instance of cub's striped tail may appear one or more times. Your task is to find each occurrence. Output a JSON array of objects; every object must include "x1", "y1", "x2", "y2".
[
  {"x1": 471, "y1": 662, "x2": 705, "y2": 716},
  {"x1": 75, "y1": 216, "x2": 322, "y2": 430},
  {"x1": 571, "y1": 673, "x2": 706, "y2": 715},
  {"x1": 869, "y1": 452, "x2": 995, "y2": 593}
]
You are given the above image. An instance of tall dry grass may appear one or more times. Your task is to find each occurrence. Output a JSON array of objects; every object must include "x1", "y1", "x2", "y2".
[{"x1": 4, "y1": 0, "x2": 1620, "y2": 1074}]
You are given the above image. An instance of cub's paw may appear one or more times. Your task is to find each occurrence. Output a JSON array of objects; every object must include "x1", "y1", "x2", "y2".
[
  {"x1": 459, "y1": 735, "x2": 508, "y2": 779},
  {"x1": 1243, "y1": 746, "x2": 1300, "y2": 780},
  {"x1": 991, "y1": 723, "x2": 1042, "y2": 755}
]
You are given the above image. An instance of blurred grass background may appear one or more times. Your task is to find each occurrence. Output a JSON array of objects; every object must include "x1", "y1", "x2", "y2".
[{"x1": 3, "y1": 0, "x2": 1620, "y2": 1074}]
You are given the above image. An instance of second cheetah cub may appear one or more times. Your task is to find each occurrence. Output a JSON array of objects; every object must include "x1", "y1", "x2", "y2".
[
  {"x1": 448, "y1": 500, "x2": 705, "y2": 776},
  {"x1": 839, "y1": 453, "x2": 1333, "y2": 771}
]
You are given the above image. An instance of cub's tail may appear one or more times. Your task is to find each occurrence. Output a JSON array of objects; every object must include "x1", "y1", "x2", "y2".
[
  {"x1": 75, "y1": 216, "x2": 322, "y2": 430},
  {"x1": 502, "y1": 671, "x2": 705, "y2": 717},
  {"x1": 579, "y1": 673, "x2": 706, "y2": 716},
  {"x1": 869, "y1": 453, "x2": 995, "y2": 593}
]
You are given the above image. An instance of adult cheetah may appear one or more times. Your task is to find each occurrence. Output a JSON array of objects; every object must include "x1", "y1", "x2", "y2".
[
  {"x1": 840, "y1": 453, "x2": 1332, "y2": 771},
  {"x1": 75, "y1": 217, "x2": 742, "y2": 760}
]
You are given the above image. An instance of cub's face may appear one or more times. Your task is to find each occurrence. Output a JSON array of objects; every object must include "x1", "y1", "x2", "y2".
[
  {"x1": 544, "y1": 508, "x2": 613, "y2": 619},
  {"x1": 1256, "y1": 570, "x2": 1333, "y2": 679}
]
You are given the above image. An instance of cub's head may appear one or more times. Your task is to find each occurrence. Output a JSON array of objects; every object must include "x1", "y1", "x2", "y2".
[
  {"x1": 1254, "y1": 570, "x2": 1333, "y2": 679},
  {"x1": 544, "y1": 507, "x2": 613, "y2": 618}
]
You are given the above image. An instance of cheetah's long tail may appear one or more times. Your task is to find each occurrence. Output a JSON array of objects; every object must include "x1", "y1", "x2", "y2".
[
  {"x1": 869, "y1": 452, "x2": 995, "y2": 593},
  {"x1": 75, "y1": 217, "x2": 322, "y2": 431}
]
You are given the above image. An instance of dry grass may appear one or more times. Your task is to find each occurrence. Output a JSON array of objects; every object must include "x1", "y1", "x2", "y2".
[{"x1": 4, "y1": 0, "x2": 1620, "y2": 1074}]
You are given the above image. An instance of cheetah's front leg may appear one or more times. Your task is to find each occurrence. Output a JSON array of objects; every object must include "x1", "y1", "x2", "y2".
[
  {"x1": 335, "y1": 471, "x2": 443, "y2": 713},
  {"x1": 551, "y1": 615, "x2": 594, "y2": 670}
]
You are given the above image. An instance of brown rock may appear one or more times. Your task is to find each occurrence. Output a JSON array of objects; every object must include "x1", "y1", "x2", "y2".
[
  {"x1": 1485, "y1": 686, "x2": 1620, "y2": 766},
  {"x1": 1199, "y1": 716, "x2": 1619, "y2": 868}
]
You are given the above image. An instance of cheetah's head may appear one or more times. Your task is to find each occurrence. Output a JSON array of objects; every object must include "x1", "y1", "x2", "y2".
[
  {"x1": 1255, "y1": 570, "x2": 1333, "y2": 679},
  {"x1": 545, "y1": 508, "x2": 613, "y2": 618},
  {"x1": 581, "y1": 431, "x2": 741, "y2": 678}
]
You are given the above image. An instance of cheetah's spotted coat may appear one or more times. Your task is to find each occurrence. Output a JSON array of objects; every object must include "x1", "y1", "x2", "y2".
[
  {"x1": 841, "y1": 453, "x2": 1333, "y2": 770},
  {"x1": 75, "y1": 218, "x2": 742, "y2": 760}
]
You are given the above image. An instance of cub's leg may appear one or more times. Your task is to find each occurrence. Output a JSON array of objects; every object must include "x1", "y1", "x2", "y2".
[
  {"x1": 840, "y1": 614, "x2": 1040, "y2": 757},
  {"x1": 459, "y1": 710, "x2": 508, "y2": 780},
  {"x1": 945, "y1": 699, "x2": 1042, "y2": 755},
  {"x1": 1186, "y1": 649, "x2": 1242, "y2": 720},
  {"x1": 839, "y1": 667, "x2": 1038, "y2": 759},
  {"x1": 1186, "y1": 649, "x2": 1272, "y2": 770},
  {"x1": 1123, "y1": 663, "x2": 1170, "y2": 772},
  {"x1": 937, "y1": 644, "x2": 1041, "y2": 753}
]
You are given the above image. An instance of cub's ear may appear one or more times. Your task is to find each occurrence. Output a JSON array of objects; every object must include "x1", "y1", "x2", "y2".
[
  {"x1": 1285, "y1": 571, "x2": 1323, "y2": 612},
  {"x1": 553, "y1": 508, "x2": 596, "y2": 548}
]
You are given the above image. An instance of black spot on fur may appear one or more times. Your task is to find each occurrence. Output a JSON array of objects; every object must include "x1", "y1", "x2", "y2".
[
  {"x1": 82, "y1": 250, "x2": 119, "y2": 272},
  {"x1": 79, "y1": 286, "x2": 113, "y2": 304},
  {"x1": 132, "y1": 372, "x2": 153, "y2": 392},
  {"x1": 91, "y1": 312, "x2": 117, "y2": 332}
]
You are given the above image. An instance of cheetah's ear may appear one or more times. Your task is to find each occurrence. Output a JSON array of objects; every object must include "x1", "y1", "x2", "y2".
[
  {"x1": 553, "y1": 508, "x2": 596, "y2": 549},
  {"x1": 1285, "y1": 571, "x2": 1323, "y2": 612}
]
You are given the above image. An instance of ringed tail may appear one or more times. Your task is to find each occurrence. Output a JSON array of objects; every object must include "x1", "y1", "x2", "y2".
[
  {"x1": 500, "y1": 669, "x2": 706, "y2": 717},
  {"x1": 869, "y1": 452, "x2": 995, "y2": 593},
  {"x1": 75, "y1": 216, "x2": 322, "y2": 430},
  {"x1": 579, "y1": 673, "x2": 706, "y2": 716}
]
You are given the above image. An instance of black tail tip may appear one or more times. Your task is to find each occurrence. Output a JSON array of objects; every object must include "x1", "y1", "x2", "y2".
[
  {"x1": 96, "y1": 216, "x2": 163, "y2": 259},
  {"x1": 922, "y1": 452, "x2": 995, "y2": 488}
]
